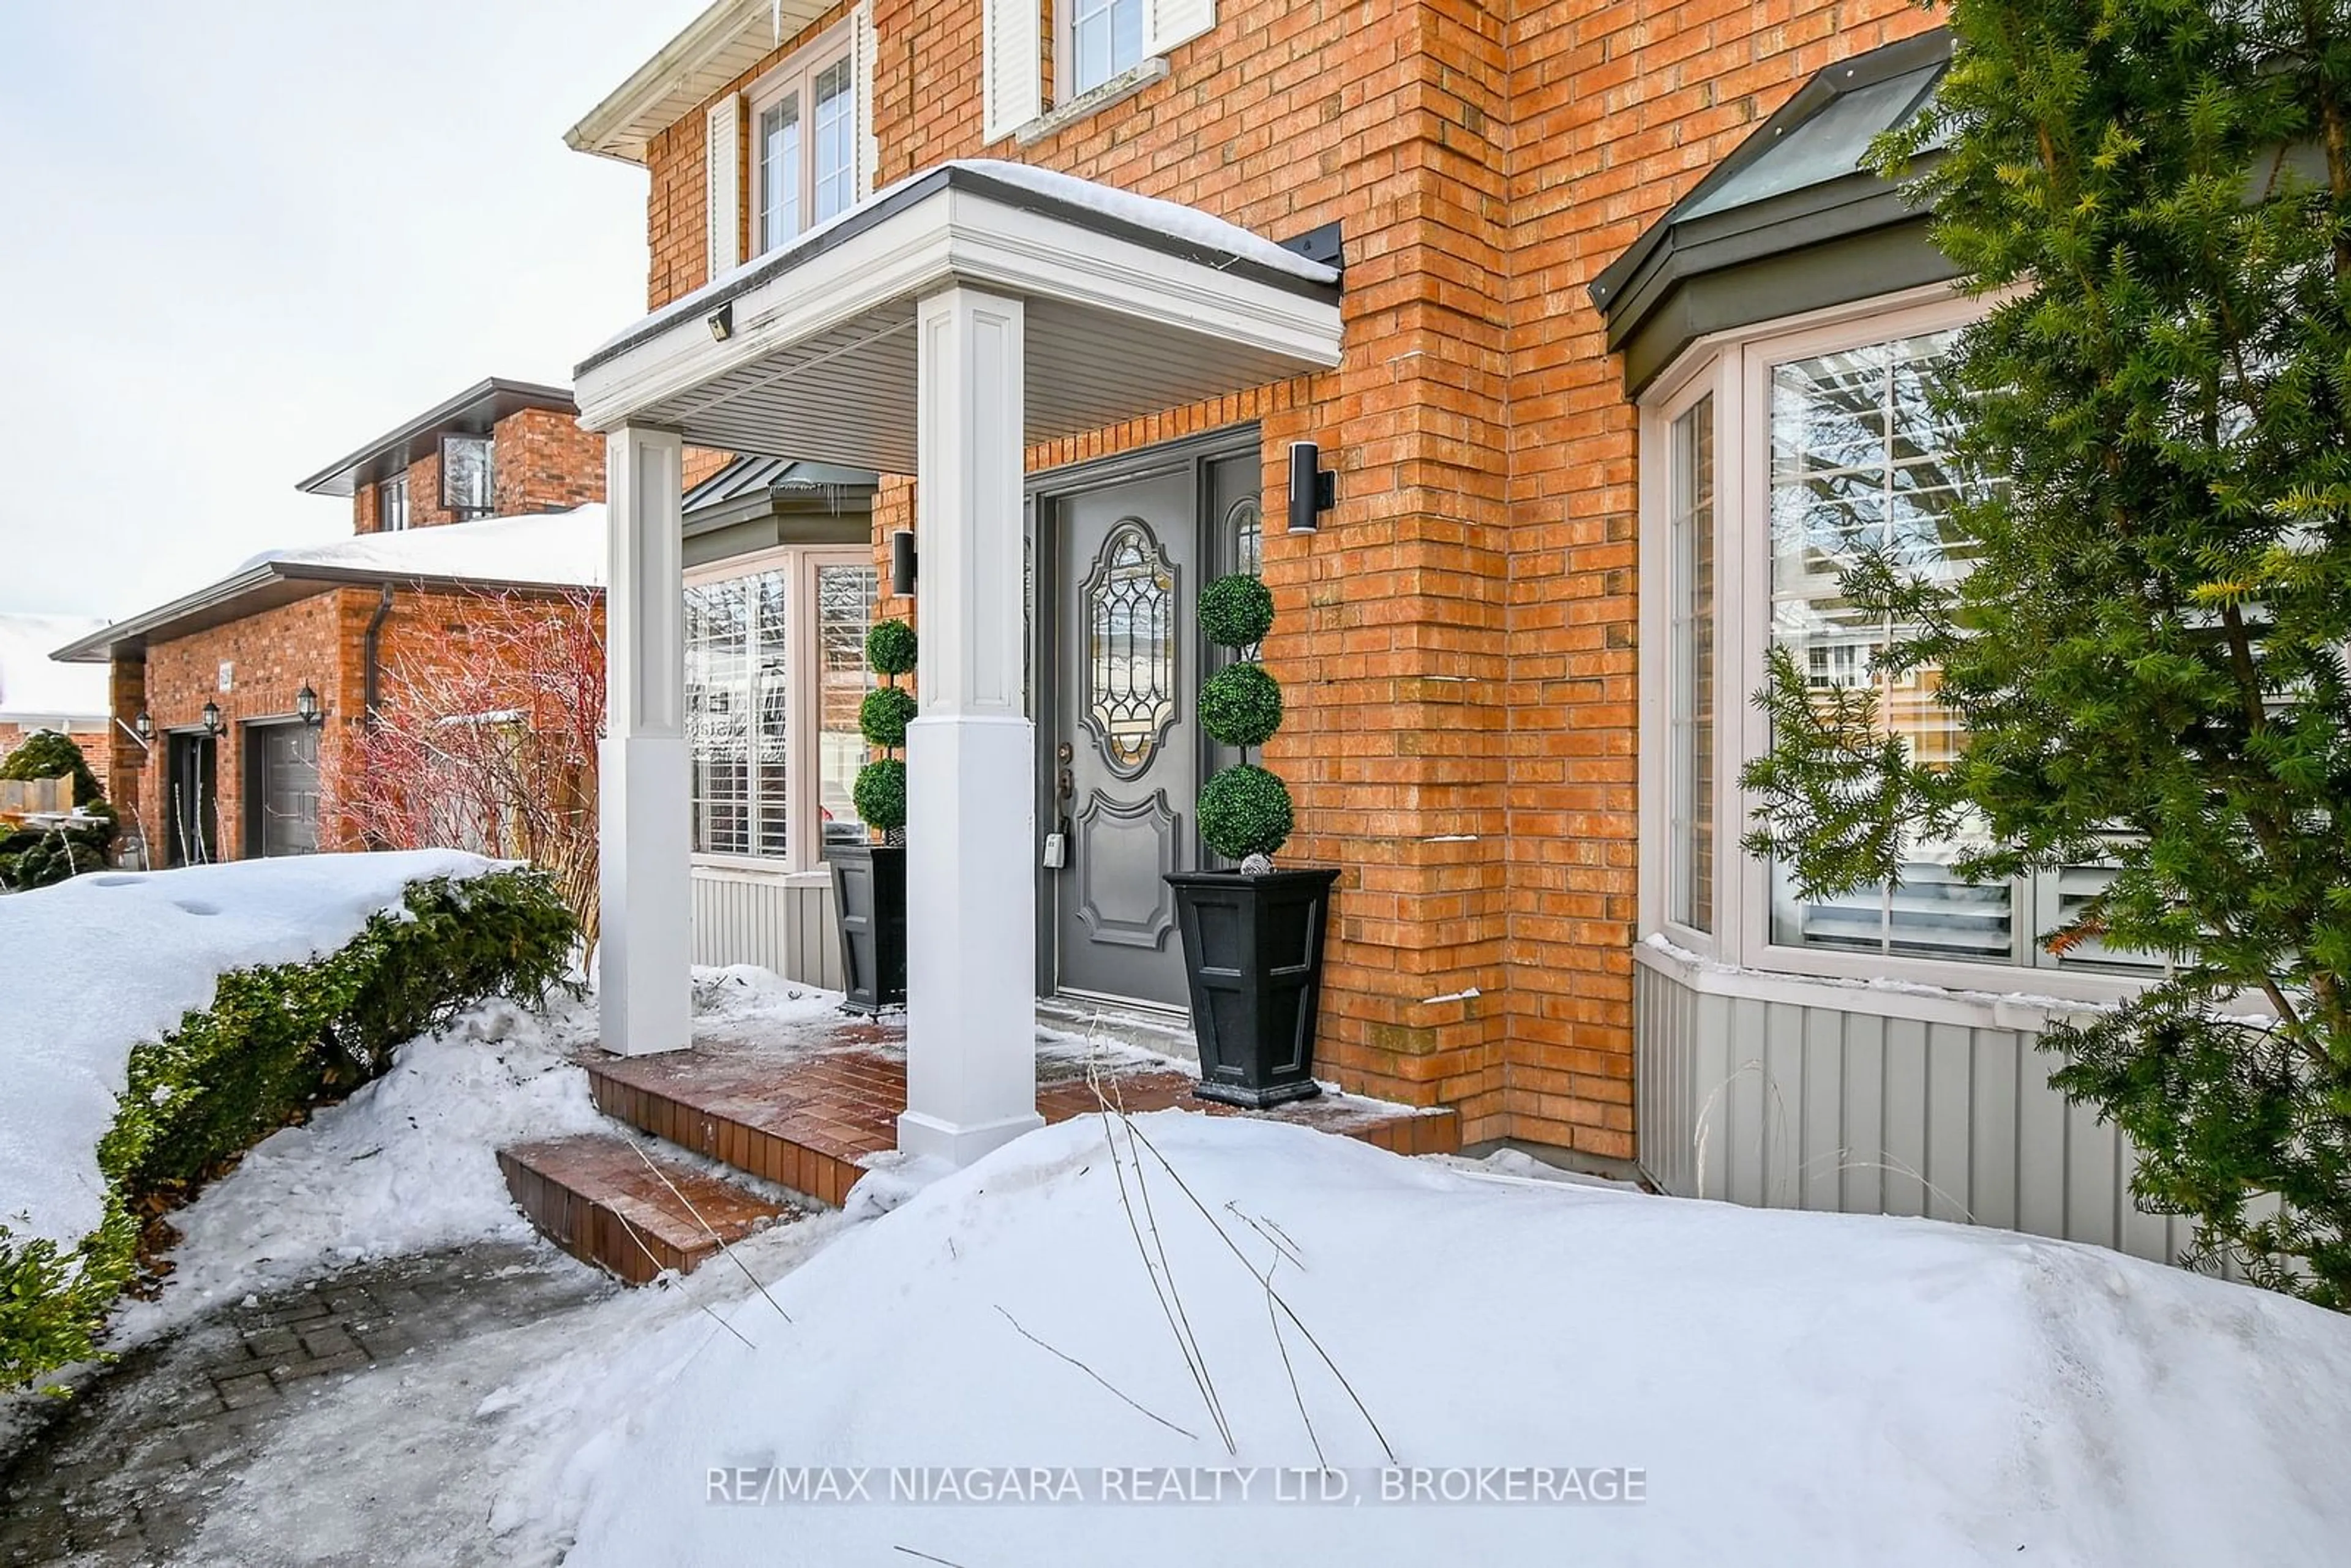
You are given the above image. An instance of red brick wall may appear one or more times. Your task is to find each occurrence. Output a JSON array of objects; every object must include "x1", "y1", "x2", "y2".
[
  {"x1": 132, "y1": 585, "x2": 607, "y2": 865},
  {"x1": 629, "y1": 0, "x2": 1940, "y2": 1159},
  {"x1": 135, "y1": 591, "x2": 365, "y2": 864},
  {"x1": 351, "y1": 408, "x2": 607, "y2": 534},
  {"x1": 492, "y1": 407, "x2": 607, "y2": 516}
]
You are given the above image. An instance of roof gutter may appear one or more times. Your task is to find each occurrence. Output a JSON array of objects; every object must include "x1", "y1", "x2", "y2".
[{"x1": 361, "y1": 583, "x2": 395, "y2": 725}]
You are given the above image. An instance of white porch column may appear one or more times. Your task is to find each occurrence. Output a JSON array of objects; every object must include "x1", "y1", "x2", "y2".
[
  {"x1": 899, "y1": 285, "x2": 1043, "y2": 1165},
  {"x1": 599, "y1": 422, "x2": 692, "y2": 1057}
]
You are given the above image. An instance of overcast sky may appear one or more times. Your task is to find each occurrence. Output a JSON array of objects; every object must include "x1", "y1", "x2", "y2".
[{"x1": 0, "y1": 0, "x2": 698, "y2": 620}]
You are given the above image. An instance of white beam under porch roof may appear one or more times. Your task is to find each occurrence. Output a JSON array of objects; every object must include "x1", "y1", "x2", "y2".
[{"x1": 576, "y1": 159, "x2": 1343, "y2": 1168}]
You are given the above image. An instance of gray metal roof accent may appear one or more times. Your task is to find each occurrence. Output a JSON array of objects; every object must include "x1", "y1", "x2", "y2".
[
  {"x1": 1589, "y1": 30, "x2": 1954, "y2": 391},
  {"x1": 682, "y1": 455, "x2": 880, "y2": 514},
  {"x1": 577, "y1": 164, "x2": 1344, "y2": 379},
  {"x1": 296, "y1": 377, "x2": 579, "y2": 498}
]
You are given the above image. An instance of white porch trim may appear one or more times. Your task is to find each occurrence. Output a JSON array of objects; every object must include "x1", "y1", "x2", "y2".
[
  {"x1": 599, "y1": 424, "x2": 692, "y2": 1057},
  {"x1": 578, "y1": 160, "x2": 1343, "y2": 1165},
  {"x1": 899, "y1": 286, "x2": 1041, "y2": 1163}
]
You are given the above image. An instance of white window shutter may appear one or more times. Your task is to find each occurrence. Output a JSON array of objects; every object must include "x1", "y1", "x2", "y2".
[
  {"x1": 705, "y1": 94, "x2": 741, "y2": 280},
  {"x1": 1142, "y1": 0, "x2": 1216, "y2": 56},
  {"x1": 853, "y1": 2, "x2": 878, "y2": 199},
  {"x1": 981, "y1": 0, "x2": 1040, "y2": 143}
]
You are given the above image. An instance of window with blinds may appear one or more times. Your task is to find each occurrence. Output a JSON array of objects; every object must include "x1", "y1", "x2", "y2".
[
  {"x1": 687, "y1": 552, "x2": 879, "y2": 868},
  {"x1": 1761, "y1": 331, "x2": 2150, "y2": 971},
  {"x1": 1667, "y1": 394, "x2": 1716, "y2": 934}
]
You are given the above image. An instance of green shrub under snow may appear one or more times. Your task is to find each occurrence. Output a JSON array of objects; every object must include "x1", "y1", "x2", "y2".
[{"x1": 0, "y1": 867, "x2": 576, "y2": 1390}]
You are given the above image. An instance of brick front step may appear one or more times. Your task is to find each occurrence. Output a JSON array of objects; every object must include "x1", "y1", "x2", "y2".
[
  {"x1": 497, "y1": 1133, "x2": 805, "y2": 1286},
  {"x1": 585, "y1": 1042, "x2": 1460, "y2": 1212}
]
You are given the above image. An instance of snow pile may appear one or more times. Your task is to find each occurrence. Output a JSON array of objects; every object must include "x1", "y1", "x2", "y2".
[
  {"x1": 240, "y1": 506, "x2": 606, "y2": 590},
  {"x1": 548, "y1": 1113, "x2": 2351, "y2": 1565},
  {"x1": 595, "y1": 158, "x2": 1337, "y2": 359},
  {"x1": 0, "y1": 850, "x2": 504, "y2": 1253},
  {"x1": 0, "y1": 613, "x2": 108, "y2": 721},
  {"x1": 118, "y1": 992, "x2": 607, "y2": 1341}
]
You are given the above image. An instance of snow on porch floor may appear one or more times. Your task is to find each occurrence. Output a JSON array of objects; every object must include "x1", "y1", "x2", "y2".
[{"x1": 585, "y1": 980, "x2": 1461, "y2": 1210}]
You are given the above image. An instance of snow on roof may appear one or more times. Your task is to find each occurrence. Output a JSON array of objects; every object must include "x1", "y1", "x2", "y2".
[
  {"x1": 590, "y1": 159, "x2": 1338, "y2": 361},
  {"x1": 0, "y1": 613, "x2": 111, "y2": 719},
  {"x1": 238, "y1": 506, "x2": 607, "y2": 590}
]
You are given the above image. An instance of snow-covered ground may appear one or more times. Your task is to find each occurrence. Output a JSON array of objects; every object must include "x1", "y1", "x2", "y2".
[
  {"x1": 524, "y1": 1112, "x2": 2351, "y2": 1565},
  {"x1": 0, "y1": 850, "x2": 506, "y2": 1254},
  {"x1": 17, "y1": 957, "x2": 2351, "y2": 1564}
]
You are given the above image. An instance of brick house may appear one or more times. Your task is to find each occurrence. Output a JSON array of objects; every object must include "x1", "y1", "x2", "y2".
[
  {"x1": 557, "y1": 0, "x2": 2181, "y2": 1253},
  {"x1": 0, "y1": 615, "x2": 111, "y2": 797},
  {"x1": 55, "y1": 381, "x2": 612, "y2": 868}
]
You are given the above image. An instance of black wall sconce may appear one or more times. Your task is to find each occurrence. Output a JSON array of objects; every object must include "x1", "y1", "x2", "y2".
[
  {"x1": 200, "y1": 700, "x2": 223, "y2": 736},
  {"x1": 891, "y1": 529, "x2": 918, "y2": 596},
  {"x1": 132, "y1": 710, "x2": 154, "y2": 742},
  {"x1": 295, "y1": 684, "x2": 324, "y2": 727},
  {"x1": 707, "y1": 301, "x2": 734, "y2": 342},
  {"x1": 1289, "y1": 441, "x2": 1335, "y2": 534}
]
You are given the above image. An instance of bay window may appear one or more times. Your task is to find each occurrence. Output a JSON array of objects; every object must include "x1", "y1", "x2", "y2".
[
  {"x1": 1641, "y1": 290, "x2": 2148, "y2": 983},
  {"x1": 686, "y1": 549, "x2": 878, "y2": 869}
]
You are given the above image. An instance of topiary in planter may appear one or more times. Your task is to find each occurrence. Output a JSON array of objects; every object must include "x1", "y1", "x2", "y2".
[
  {"x1": 856, "y1": 621, "x2": 917, "y2": 840},
  {"x1": 1195, "y1": 575, "x2": 1292, "y2": 868}
]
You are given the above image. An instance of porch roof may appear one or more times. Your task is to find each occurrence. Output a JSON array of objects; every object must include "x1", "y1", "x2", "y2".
[{"x1": 572, "y1": 160, "x2": 1346, "y2": 470}]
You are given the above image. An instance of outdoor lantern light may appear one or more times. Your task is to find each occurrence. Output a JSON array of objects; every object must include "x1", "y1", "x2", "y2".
[
  {"x1": 708, "y1": 302, "x2": 734, "y2": 342},
  {"x1": 1288, "y1": 441, "x2": 1335, "y2": 534},
  {"x1": 132, "y1": 710, "x2": 153, "y2": 741},
  {"x1": 295, "y1": 684, "x2": 323, "y2": 726},
  {"x1": 891, "y1": 529, "x2": 918, "y2": 596},
  {"x1": 200, "y1": 700, "x2": 222, "y2": 735}
]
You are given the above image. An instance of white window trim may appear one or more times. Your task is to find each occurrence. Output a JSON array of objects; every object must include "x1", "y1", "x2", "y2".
[
  {"x1": 1636, "y1": 283, "x2": 2153, "y2": 1008},
  {"x1": 378, "y1": 471, "x2": 410, "y2": 533},
  {"x1": 1060, "y1": 0, "x2": 1145, "y2": 103},
  {"x1": 685, "y1": 544, "x2": 874, "y2": 874},
  {"x1": 744, "y1": 17, "x2": 860, "y2": 259}
]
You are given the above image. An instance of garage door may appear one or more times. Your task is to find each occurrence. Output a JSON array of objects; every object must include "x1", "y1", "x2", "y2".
[{"x1": 250, "y1": 723, "x2": 320, "y2": 857}]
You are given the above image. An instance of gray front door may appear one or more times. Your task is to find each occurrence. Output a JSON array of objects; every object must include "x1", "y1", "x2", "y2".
[
  {"x1": 249, "y1": 722, "x2": 319, "y2": 858},
  {"x1": 1048, "y1": 470, "x2": 1198, "y2": 1007}
]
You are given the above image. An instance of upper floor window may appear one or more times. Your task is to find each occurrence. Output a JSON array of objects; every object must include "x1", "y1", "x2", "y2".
[
  {"x1": 378, "y1": 471, "x2": 410, "y2": 533},
  {"x1": 1067, "y1": 0, "x2": 1145, "y2": 97},
  {"x1": 440, "y1": 435, "x2": 493, "y2": 520},
  {"x1": 1640, "y1": 290, "x2": 2151, "y2": 987},
  {"x1": 983, "y1": 0, "x2": 1216, "y2": 140},
  {"x1": 750, "y1": 26, "x2": 858, "y2": 257}
]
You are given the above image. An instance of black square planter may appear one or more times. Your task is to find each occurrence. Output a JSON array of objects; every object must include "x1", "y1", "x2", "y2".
[
  {"x1": 829, "y1": 842, "x2": 907, "y2": 1013},
  {"x1": 1165, "y1": 866, "x2": 1341, "y2": 1108}
]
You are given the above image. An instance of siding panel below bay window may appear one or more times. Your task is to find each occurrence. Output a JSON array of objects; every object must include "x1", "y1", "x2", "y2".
[
  {"x1": 1634, "y1": 960, "x2": 2204, "y2": 1267},
  {"x1": 691, "y1": 865, "x2": 844, "y2": 990}
]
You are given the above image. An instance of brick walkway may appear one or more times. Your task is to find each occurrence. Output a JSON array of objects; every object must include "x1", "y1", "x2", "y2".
[{"x1": 0, "y1": 1244, "x2": 610, "y2": 1566}]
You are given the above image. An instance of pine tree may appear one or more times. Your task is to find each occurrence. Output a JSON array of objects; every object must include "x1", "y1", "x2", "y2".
[{"x1": 1746, "y1": 0, "x2": 2351, "y2": 1300}]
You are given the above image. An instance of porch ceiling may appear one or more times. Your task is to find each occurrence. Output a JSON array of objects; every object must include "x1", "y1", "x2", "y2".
[{"x1": 572, "y1": 162, "x2": 1346, "y2": 471}]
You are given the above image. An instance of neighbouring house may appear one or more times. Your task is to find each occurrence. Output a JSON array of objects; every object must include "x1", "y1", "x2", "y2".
[
  {"x1": 50, "y1": 377, "x2": 883, "y2": 985},
  {"x1": 0, "y1": 613, "x2": 113, "y2": 797},
  {"x1": 54, "y1": 380, "x2": 612, "y2": 869},
  {"x1": 550, "y1": 0, "x2": 2180, "y2": 1261}
]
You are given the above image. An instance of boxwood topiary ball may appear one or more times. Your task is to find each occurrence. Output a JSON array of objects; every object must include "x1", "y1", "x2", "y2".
[
  {"x1": 859, "y1": 686, "x2": 918, "y2": 750},
  {"x1": 866, "y1": 619, "x2": 918, "y2": 679},
  {"x1": 1197, "y1": 763, "x2": 1293, "y2": 861},
  {"x1": 1198, "y1": 662, "x2": 1283, "y2": 750},
  {"x1": 1198, "y1": 573, "x2": 1274, "y2": 650},
  {"x1": 853, "y1": 757, "x2": 908, "y2": 833}
]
